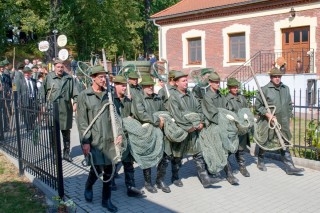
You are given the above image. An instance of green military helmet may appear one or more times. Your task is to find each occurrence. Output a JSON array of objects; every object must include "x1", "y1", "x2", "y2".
[
  {"x1": 169, "y1": 70, "x2": 177, "y2": 78},
  {"x1": 173, "y1": 71, "x2": 188, "y2": 81},
  {"x1": 201, "y1": 68, "x2": 214, "y2": 76},
  {"x1": 23, "y1": 67, "x2": 32, "y2": 73},
  {"x1": 268, "y1": 67, "x2": 283, "y2": 76},
  {"x1": 2, "y1": 59, "x2": 10, "y2": 66},
  {"x1": 140, "y1": 74, "x2": 155, "y2": 86},
  {"x1": 208, "y1": 72, "x2": 220, "y2": 81},
  {"x1": 32, "y1": 65, "x2": 38, "y2": 69},
  {"x1": 90, "y1": 65, "x2": 107, "y2": 76},
  {"x1": 128, "y1": 71, "x2": 139, "y2": 79},
  {"x1": 113, "y1": 75, "x2": 127, "y2": 84},
  {"x1": 227, "y1": 78, "x2": 240, "y2": 87}
]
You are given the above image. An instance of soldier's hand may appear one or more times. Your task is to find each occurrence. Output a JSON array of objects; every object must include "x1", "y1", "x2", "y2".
[
  {"x1": 73, "y1": 103, "x2": 77, "y2": 112},
  {"x1": 159, "y1": 117, "x2": 164, "y2": 129},
  {"x1": 82, "y1": 144, "x2": 90, "y2": 156},
  {"x1": 115, "y1": 135, "x2": 122, "y2": 145},
  {"x1": 127, "y1": 94, "x2": 132, "y2": 100},
  {"x1": 197, "y1": 123, "x2": 204, "y2": 131}
]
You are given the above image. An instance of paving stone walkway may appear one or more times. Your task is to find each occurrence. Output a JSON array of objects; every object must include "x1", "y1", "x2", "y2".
[{"x1": 62, "y1": 121, "x2": 320, "y2": 213}]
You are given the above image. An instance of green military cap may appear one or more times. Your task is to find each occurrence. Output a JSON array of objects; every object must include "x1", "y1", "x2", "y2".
[
  {"x1": 173, "y1": 71, "x2": 188, "y2": 81},
  {"x1": 128, "y1": 71, "x2": 139, "y2": 79},
  {"x1": 208, "y1": 72, "x2": 220, "y2": 81},
  {"x1": 41, "y1": 64, "x2": 48, "y2": 68},
  {"x1": 140, "y1": 74, "x2": 155, "y2": 86},
  {"x1": 2, "y1": 59, "x2": 10, "y2": 65},
  {"x1": 0, "y1": 61, "x2": 4, "y2": 67},
  {"x1": 23, "y1": 67, "x2": 32, "y2": 73},
  {"x1": 201, "y1": 68, "x2": 213, "y2": 76},
  {"x1": 227, "y1": 78, "x2": 240, "y2": 87},
  {"x1": 169, "y1": 70, "x2": 176, "y2": 78},
  {"x1": 90, "y1": 65, "x2": 107, "y2": 76},
  {"x1": 32, "y1": 65, "x2": 38, "y2": 69},
  {"x1": 268, "y1": 67, "x2": 283, "y2": 76},
  {"x1": 113, "y1": 75, "x2": 127, "y2": 84}
]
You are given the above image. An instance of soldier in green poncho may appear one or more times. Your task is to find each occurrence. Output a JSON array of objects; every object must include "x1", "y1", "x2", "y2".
[
  {"x1": 127, "y1": 70, "x2": 143, "y2": 98},
  {"x1": 255, "y1": 67, "x2": 304, "y2": 175},
  {"x1": 77, "y1": 66, "x2": 119, "y2": 212},
  {"x1": 157, "y1": 70, "x2": 177, "y2": 108},
  {"x1": 112, "y1": 75, "x2": 145, "y2": 198},
  {"x1": 167, "y1": 71, "x2": 221, "y2": 188},
  {"x1": 42, "y1": 60, "x2": 78, "y2": 162},
  {"x1": 225, "y1": 78, "x2": 250, "y2": 177},
  {"x1": 202, "y1": 72, "x2": 239, "y2": 185},
  {"x1": 130, "y1": 74, "x2": 167, "y2": 193},
  {"x1": 192, "y1": 68, "x2": 213, "y2": 102}
]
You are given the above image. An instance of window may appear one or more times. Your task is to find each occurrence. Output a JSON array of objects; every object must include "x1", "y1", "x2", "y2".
[
  {"x1": 229, "y1": 33, "x2": 246, "y2": 62},
  {"x1": 188, "y1": 37, "x2": 202, "y2": 64}
]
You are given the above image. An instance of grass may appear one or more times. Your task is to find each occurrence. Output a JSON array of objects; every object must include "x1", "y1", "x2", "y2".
[{"x1": 0, "y1": 153, "x2": 47, "y2": 213}]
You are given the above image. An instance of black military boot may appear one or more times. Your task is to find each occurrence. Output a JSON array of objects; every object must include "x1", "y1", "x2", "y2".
[
  {"x1": 63, "y1": 141, "x2": 73, "y2": 162},
  {"x1": 257, "y1": 148, "x2": 267, "y2": 171},
  {"x1": 194, "y1": 154, "x2": 222, "y2": 188},
  {"x1": 171, "y1": 157, "x2": 183, "y2": 187},
  {"x1": 102, "y1": 168, "x2": 118, "y2": 212},
  {"x1": 143, "y1": 168, "x2": 157, "y2": 193},
  {"x1": 224, "y1": 161, "x2": 239, "y2": 185},
  {"x1": 281, "y1": 148, "x2": 305, "y2": 175},
  {"x1": 84, "y1": 167, "x2": 99, "y2": 202},
  {"x1": 156, "y1": 156, "x2": 171, "y2": 193},
  {"x1": 123, "y1": 162, "x2": 145, "y2": 197},
  {"x1": 236, "y1": 150, "x2": 250, "y2": 177}
]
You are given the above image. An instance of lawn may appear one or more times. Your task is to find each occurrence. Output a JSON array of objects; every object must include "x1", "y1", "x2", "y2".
[{"x1": 0, "y1": 153, "x2": 47, "y2": 213}]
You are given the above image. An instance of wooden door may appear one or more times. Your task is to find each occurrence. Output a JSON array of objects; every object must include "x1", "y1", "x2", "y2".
[{"x1": 282, "y1": 27, "x2": 310, "y2": 73}]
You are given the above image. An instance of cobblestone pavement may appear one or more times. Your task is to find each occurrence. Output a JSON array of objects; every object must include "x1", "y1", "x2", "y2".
[{"x1": 63, "y1": 121, "x2": 320, "y2": 213}]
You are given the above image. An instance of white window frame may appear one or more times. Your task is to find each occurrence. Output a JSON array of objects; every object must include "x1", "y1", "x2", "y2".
[
  {"x1": 223, "y1": 24, "x2": 250, "y2": 67},
  {"x1": 182, "y1": 29, "x2": 206, "y2": 68}
]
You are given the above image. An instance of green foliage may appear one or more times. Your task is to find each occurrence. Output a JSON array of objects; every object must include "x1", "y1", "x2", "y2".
[
  {"x1": 0, "y1": 0, "x2": 180, "y2": 61},
  {"x1": 306, "y1": 120, "x2": 320, "y2": 148}
]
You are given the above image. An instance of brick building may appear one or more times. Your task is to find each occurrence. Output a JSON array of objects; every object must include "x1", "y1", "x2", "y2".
[{"x1": 151, "y1": 0, "x2": 319, "y2": 80}]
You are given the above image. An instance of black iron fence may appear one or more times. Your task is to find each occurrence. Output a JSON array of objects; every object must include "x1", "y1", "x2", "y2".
[
  {"x1": 242, "y1": 87, "x2": 320, "y2": 161},
  {"x1": 0, "y1": 89, "x2": 64, "y2": 198}
]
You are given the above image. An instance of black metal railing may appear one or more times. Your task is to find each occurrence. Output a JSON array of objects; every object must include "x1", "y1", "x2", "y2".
[
  {"x1": 0, "y1": 89, "x2": 64, "y2": 197},
  {"x1": 227, "y1": 49, "x2": 315, "y2": 82}
]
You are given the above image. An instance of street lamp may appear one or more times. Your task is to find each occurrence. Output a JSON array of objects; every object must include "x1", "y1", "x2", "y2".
[{"x1": 52, "y1": 29, "x2": 58, "y2": 60}]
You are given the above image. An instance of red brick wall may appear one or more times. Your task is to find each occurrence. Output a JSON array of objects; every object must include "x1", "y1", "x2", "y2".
[{"x1": 165, "y1": 8, "x2": 319, "y2": 79}]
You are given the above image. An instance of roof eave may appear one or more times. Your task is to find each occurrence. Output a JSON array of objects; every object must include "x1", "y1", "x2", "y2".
[{"x1": 151, "y1": 0, "x2": 269, "y2": 22}]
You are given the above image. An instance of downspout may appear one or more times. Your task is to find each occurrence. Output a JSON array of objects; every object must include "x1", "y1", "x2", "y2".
[{"x1": 152, "y1": 19, "x2": 162, "y2": 60}]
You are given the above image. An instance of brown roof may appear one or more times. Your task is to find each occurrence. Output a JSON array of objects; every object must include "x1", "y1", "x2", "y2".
[{"x1": 151, "y1": 0, "x2": 268, "y2": 19}]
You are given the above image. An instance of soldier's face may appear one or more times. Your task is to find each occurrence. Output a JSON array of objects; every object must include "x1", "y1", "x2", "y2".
[
  {"x1": 128, "y1": 78, "x2": 138, "y2": 86},
  {"x1": 229, "y1": 86, "x2": 238, "y2": 96},
  {"x1": 209, "y1": 80, "x2": 220, "y2": 91},
  {"x1": 93, "y1": 73, "x2": 107, "y2": 88},
  {"x1": 143, "y1": 85, "x2": 154, "y2": 96},
  {"x1": 175, "y1": 77, "x2": 188, "y2": 91},
  {"x1": 0, "y1": 67, "x2": 3, "y2": 72},
  {"x1": 24, "y1": 72, "x2": 32, "y2": 78},
  {"x1": 115, "y1": 83, "x2": 126, "y2": 96},
  {"x1": 270, "y1": 75, "x2": 281, "y2": 87},
  {"x1": 54, "y1": 63, "x2": 64, "y2": 77}
]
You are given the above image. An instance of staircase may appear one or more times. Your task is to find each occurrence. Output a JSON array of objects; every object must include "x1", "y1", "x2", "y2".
[{"x1": 226, "y1": 49, "x2": 315, "y2": 83}]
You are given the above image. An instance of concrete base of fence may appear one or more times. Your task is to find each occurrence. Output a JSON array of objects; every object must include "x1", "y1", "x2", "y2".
[{"x1": 250, "y1": 143, "x2": 320, "y2": 171}]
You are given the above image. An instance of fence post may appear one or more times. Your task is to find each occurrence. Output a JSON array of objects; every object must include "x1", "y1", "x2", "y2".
[
  {"x1": 52, "y1": 101, "x2": 64, "y2": 198},
  {"x1": 0, "y1": 91, "x2": 4, "y2": 141},
  {"x1": 13, "y1": 90, "x2": 24, "y2": 176}
]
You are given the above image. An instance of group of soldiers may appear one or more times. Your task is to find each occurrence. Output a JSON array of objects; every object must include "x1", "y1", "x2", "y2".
[
  {"x1": 1, "y1": 57, "x2": 305, "y2": 213},
  {"x1": 75, "y1": 63, "x2": 304, "y2": 213}
]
